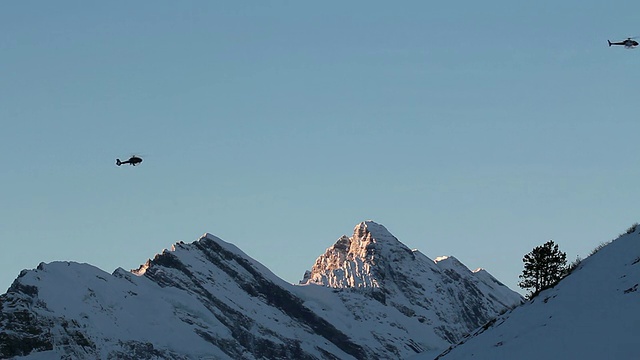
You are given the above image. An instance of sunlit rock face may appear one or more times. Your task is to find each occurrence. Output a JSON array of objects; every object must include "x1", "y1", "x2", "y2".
[
  {"x1": 301, "y1": 221, "x2": 523, "y2": 344},
  {"x1": 302, "y1": 221, "x2": 418, "y2": 288},
  {"x1": 0, "y1": 221, "x2": 522, "y2": 359}
]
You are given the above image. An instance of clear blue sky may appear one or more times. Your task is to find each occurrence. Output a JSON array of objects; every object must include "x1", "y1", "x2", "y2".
[{"x1": 2, "y1": 1, "x2": 639, "y2": 294}]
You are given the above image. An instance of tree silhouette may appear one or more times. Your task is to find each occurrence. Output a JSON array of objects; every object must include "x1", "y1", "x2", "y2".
[{"x1": 518, "y1": 240, "x2": 567, "y2": 297}]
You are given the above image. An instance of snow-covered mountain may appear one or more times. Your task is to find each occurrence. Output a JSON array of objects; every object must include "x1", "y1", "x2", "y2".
[
  {"x1": 423, "y1": 224, "x2": 640, "y2": 360},
  {"x1": 0, "y1": 221, "x2": 521, "y2": 359},
  {"x1": 300, "y1": 221, "x2": 523, "y2": 355}
]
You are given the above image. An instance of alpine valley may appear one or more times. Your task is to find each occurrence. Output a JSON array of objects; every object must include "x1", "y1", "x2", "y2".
[{"x1": 0, "y1": 221, "x2": 524, "y2": 359}]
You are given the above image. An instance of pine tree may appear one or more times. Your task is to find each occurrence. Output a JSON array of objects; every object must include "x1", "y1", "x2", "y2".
[{"x1": 518, "y1": 240, "x2": 567, "y2": 297}]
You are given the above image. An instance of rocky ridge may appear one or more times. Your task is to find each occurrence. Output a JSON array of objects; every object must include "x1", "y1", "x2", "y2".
[{"x1": 0, "y1": 221, "x2": 522, "y2": 359}]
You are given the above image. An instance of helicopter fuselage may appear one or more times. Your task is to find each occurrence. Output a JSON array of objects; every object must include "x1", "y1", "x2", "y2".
[
  {"x1": 608, "y1": 39, "x2": 638, "y2": 48},
  {"x1": 116, "y1": 156, "x2": 143, "y2": 166}
]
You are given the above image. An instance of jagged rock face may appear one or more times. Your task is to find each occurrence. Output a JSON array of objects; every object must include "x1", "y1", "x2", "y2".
[
  {"x1": 0, "y1": 221, "x2": 522, "y2": 359},
  {"x1": 302, "y1": 221, "x2": 416, "y2": 288},
  {"x1": 0, "y1": 278, "x2": 54, "y2": 357},
  {"x1": 301, "y1": 221, "x2": 523, "y2": 345}
]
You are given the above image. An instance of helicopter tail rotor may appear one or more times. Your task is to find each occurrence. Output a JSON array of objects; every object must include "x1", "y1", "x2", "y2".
[{"x1": 116, "y1": 159, "x2": 122, "y2": 166}]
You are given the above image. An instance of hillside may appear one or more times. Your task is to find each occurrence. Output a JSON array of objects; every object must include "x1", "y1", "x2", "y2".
[{"x1": 424, "y1": 225, "x2": 640, "y2": 360}]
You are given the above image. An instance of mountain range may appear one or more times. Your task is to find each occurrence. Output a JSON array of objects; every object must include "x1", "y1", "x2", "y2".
[{"x1": 1, "y1": 221, "x2": 523, "y2": 359}]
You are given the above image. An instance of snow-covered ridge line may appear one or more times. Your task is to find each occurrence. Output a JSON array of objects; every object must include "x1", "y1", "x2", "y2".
[{"x1": 1, "y1": 220, "x2": 523, "y2": 359}]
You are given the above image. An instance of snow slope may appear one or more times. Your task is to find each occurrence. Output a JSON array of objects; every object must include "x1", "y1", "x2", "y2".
[
  {"x1": 425, "y1": 225, "x2": 640, "y2": 360},
  {"x1": 0, "y1": 221, "x2": 522, "y2": 359}
]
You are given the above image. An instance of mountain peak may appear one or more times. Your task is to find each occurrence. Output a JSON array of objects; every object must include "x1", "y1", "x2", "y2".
[
  {"x1": 354, "y1": 220, "x2": 395, "y2": 241},
  {"x1": 300, "y1": 220, "x2": 523, "y2": 348},
  {"x1": 300, "y1": 220, "x2": 414, "y2": 288},
  {"x1": 300, "y1": 221, "x2": 520, "y2": 304},
  {"x1": 351, "y1": 220, "x2": 404, "y2": 250}
]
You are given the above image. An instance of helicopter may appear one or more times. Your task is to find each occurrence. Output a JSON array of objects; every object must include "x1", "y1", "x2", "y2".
[
  {"x1": 608, "y1": 37, "x2": 639, "y2": 48},
  {"x1": 116, "y1": 155, "x2": 143, "y2": 166}
]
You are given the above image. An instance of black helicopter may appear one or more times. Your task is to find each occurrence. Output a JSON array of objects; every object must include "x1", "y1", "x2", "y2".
[
  {"x1": 608, "y1": 37, "x2": 639, "y2": 48},
  {"x1": 116, "y1": 155, "x2": 143, "y2": 166}
]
